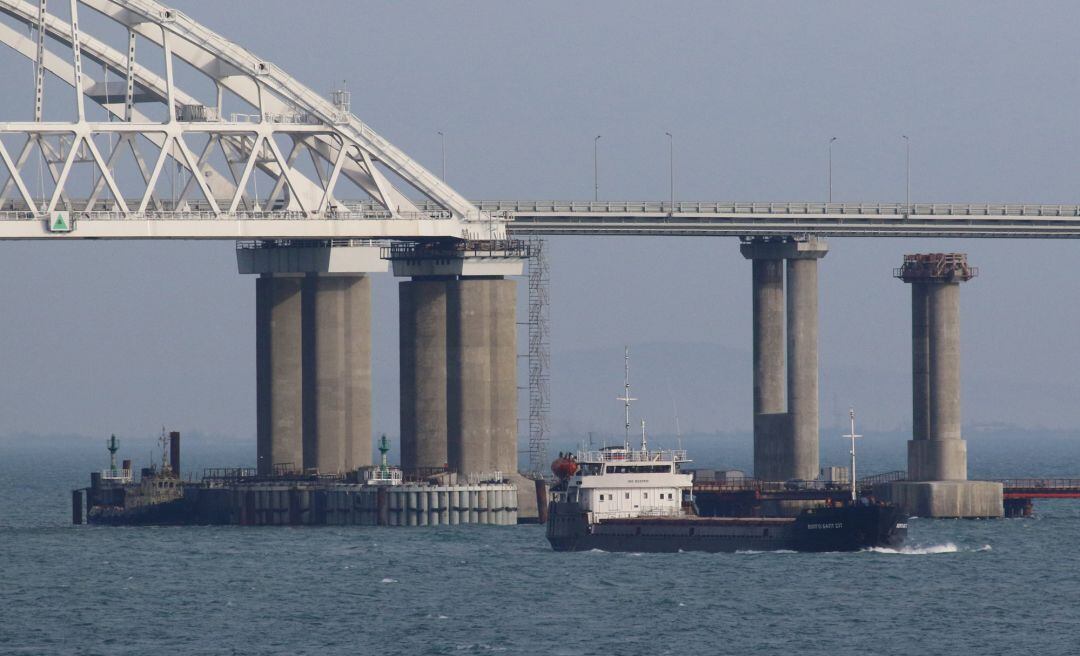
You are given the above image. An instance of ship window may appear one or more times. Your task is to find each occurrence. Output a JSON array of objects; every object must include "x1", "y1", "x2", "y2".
[
  {"x1": 599, "y1": 494, "x2": 604, "y2": 501},
  {"x1": 643, "y1": 493, "x2": 648, "y2": 499},
  {"x1": 625, "y1": 493, "x2": 630, "y2": 499}
]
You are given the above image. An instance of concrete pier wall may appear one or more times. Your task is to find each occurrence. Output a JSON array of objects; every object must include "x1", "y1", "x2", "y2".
[{"x1": 182, "y1": 483, "x2": 519, "y2": 526}]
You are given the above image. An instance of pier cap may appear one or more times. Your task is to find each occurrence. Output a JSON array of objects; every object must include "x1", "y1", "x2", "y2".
[
  {"x1": 894, "y1": 253, "x2": 978, "y2": 283},
  {"x1": 740, "y1": 236, "x2": 828, "y2": 260}
]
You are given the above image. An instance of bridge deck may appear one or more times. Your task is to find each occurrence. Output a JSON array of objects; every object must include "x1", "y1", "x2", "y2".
[
  {"x1": 496, "y1": 200, "x2": 1080, "y2": 238},
  {"x1": 2, "y1": 200, "x2": 1080, "y2": 239}
]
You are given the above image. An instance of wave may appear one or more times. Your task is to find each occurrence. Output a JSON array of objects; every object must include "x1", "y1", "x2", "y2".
[{"x1": 868, "y1": 542, "x2": 990, "y2": 555}]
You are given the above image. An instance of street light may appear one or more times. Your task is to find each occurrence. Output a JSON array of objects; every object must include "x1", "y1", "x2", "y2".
[
  {"x1": 902, "y1": 135, "x2": 910, "y2": 209},
  {"x1": 665, "y1": 131, "x2": 674, "y2": 212},
  {"x1": 594, "y1": 134, "x2": 601, "y2": 202},
  {"x1": 828, "y1": 136, "x2": 837, "y2": 203},
  {"x1": 437, "y1": 131, "x2": 445, "y2": 180}
]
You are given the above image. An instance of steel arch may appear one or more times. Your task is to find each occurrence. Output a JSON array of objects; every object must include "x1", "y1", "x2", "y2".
[{"x1": 0, "y1": 0, "x2": 500, "y2": 239}]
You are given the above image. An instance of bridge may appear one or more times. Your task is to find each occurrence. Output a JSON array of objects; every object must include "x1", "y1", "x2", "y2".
[
  {"x1": 0, "y1": 0, "x2": 1070, "y2": 521},
  {"x1": 2, "y1": 198, "x2": 1080, "y2": 239}
]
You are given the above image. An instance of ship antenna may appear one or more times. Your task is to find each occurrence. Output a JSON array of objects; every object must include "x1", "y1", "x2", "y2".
[
  {"x1": 843, "y1": 408, "x2": 862, "y2": 502},
  {"x1": 616, "y1": 346, "x2": 636, "y2": 450}
]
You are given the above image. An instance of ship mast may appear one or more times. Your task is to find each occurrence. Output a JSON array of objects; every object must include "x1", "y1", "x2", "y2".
[
  {"x1": 616, "y1": 346, "x2": 636, "y2": 450},
  {"x1": 843, "y1": 408, "x2": 862, "y2": 502}
]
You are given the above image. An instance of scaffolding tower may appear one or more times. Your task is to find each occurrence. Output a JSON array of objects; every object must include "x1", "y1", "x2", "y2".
[{"x1": 526, "y1": 237, "x2": 551, "y2": 478}]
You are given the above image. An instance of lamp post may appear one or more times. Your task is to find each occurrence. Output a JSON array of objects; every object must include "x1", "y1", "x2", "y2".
[
  {"x1": 902, "y1": 134, "x2": 910, "y2": 209},
  {"x1": 594, "y1": 134, "x2": 601, "y2": 202},
  {"x1": 437, "y1": 131, "x2": 445, "y2": 180},
  {"x1": 828, "y1": 136, "x2": 837, "y2": 203},
  {"x1": 665, "y1": 131, "x2": 674, "y2": 212}
]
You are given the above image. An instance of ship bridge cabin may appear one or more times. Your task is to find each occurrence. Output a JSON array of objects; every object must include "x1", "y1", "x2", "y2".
[{"x1": 563, "y1": 446, "x2": 693, "y2": 519}]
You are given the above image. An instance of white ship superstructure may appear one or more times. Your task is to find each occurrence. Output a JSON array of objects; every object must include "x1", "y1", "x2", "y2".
[
  {"x1": 559, "y1": 445, "x2": 692, "y2": 520},
  {"x1": 555, "y1": 346, "x2": 692, "y2": 521}
]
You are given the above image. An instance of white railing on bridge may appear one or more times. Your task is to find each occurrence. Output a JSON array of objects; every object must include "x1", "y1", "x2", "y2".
[{"x1": 454, "y1": 200, "x2": 1080, "y2": 218}]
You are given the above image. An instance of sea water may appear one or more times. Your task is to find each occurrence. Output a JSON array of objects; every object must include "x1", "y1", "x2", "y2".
[{"x1": 2, "y1": 437, "x2": 1079, "y2": 655}]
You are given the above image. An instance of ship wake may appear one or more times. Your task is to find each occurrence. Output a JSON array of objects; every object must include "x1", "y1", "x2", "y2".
[{"x1": 868, "y1": 542, "x2": 992, "y2": 555}]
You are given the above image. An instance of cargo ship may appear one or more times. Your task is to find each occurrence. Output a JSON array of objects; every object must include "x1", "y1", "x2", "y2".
[{"x1": 545, "y1": 351, "x2": 907, "y2": 553}]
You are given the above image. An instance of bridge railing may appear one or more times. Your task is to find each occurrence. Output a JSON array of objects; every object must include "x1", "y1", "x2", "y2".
[
  {"x1": 996, "y1": 478, "x2": 1080, "y2": 490},
  {"x1": 444, "y1": 200, "x2": 1080, "y2": 218}
]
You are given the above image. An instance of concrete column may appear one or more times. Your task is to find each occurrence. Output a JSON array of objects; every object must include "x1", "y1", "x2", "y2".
[
  {"x1": 446, "y1": 277, "x2": 517, "y2": 477},
  {"x1": 751, "y1": 259, "x2": 786, "y2": 416},
  {"x1": 786, "y1": 257, "x2": 821, "y2": 481},
  {"x1": 399, "y1": 278, "x2": 449, "y2": 471},
  {"x1": 742, "y1": 242, "x2": 788, "y2": 481},
  {"x1": 928, "y1": 283, "x2": 962, "y2": 442},
  {"x1": 256, "y1": 275, "x2": 304, "y2": 476},
  {"x1": 911, "y1": 282, "x2": 931, "y2": 442},
  {"x1": 751, "y1": 257, "x2": 788, "y2": 481},
  {"x1": 909, "y1": 281, "x2": 967, "y2": 481},
  {"x1": 882, "y1": 254, "x2": 1000, "y2": 518},
  {"x1": 303, "y1": 274, "x2": 372, "y2": 473},
  {"x1": 740, "y1": 238, "x2": 827, "y2": 482}
]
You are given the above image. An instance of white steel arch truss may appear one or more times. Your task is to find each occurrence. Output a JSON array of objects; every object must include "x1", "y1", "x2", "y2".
[{"x1": 0, "y1": 0, "x2": 502, "y2": 239}]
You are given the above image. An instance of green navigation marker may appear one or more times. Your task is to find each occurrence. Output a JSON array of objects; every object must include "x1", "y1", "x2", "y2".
[{"x1": 48, "y1": 212, "x2": 72, "y2": 232}]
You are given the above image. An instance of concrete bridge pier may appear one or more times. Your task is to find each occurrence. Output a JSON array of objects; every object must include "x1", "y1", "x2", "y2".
[
  {"x1": 882, "y1": 253, "x2": 1002, "y2": 518},
  {"x1": 391, "y1": 243, "x2": 525, "y2": 479},
  {"x1": 241, "y1": 242, "x2": 386, "y2": 475},
  {"x1": 741, "y1": 237, "x2": 828, "y2": 482},
  {"x1": 391, "y1": 242, "x2": 537, "y2": 521}
]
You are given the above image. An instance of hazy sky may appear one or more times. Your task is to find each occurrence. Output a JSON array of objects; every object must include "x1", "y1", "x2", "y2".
[{"x1": 0, "y1": 1, "x2": 1079, "y2": 443}]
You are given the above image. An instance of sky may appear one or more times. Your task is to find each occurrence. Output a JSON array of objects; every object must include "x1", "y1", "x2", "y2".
[{"x1": 0, "y1": 1, "x2": 1079, "y2": 445}]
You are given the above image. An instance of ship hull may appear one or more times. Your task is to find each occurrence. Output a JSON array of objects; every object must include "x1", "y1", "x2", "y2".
[
  {"x1": 88, "y1": 498, "x2": 190, "y2": 526},
  {"x1": 547, "y1": 502, "x2": 907, "y2": 553}
]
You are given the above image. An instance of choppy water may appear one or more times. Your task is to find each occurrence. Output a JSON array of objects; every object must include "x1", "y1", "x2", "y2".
[{"x1": 3, "y1": 437, "x2": 1080, "y2": 655}]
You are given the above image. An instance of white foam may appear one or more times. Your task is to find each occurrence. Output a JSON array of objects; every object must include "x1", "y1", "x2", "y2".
[
  {"x1": 868, "y1": 542, "x2": 962, "y2": 555},
  {"x1": 380, "y1": 577, "x2": 398, "y2": 583},
  {"x1": 735, "y1": 549, "x2": 798, "y2": 555}
]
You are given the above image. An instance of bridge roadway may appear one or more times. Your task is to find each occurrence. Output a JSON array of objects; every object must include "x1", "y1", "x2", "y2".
[
  {"x1": 490, "y1": 200, "x2": 1080, "y2": 239},
  {"x1": 7, "y1": 199, "x2": 1080, "y2": 239}
]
